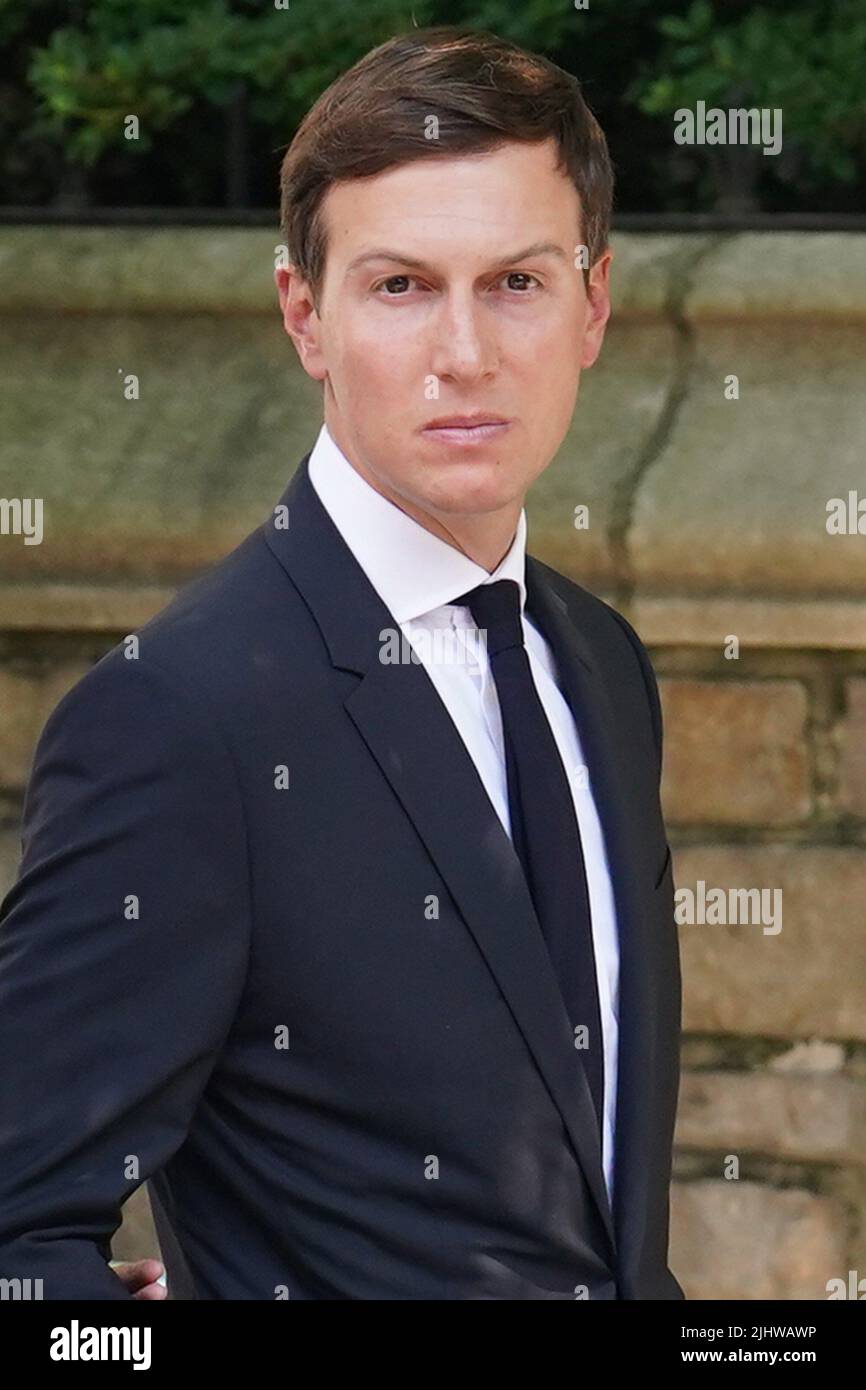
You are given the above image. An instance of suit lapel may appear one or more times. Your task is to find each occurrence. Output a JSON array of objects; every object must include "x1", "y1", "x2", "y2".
[
  {"x1": 263, "y1": 455, "x2": 618, "y2": 1255},
  {"x1": 524, "y1": 560, "x2": 657, "y2": 1284}
]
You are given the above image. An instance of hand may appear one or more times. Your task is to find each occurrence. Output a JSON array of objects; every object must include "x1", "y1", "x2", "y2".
[{"x1": 110, "y1": 1258, "x2": 167, "y2": 1300}]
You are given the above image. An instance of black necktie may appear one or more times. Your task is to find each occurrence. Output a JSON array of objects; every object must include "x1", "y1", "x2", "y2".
[{"x1": 454, "y1": 578, "x2": 605, "y2": 1128}]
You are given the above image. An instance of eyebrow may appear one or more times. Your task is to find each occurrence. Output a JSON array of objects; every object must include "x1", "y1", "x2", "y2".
[{"x1": 344, "y1": 241, "x2": 570, "y2": 276}]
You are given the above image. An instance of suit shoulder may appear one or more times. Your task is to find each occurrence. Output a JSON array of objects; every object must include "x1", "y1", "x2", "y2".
[
  {"x1": 530, "y1": 557, "x2": 648, "y2": 656},
  {"x1": 529, "y1": 556, "x2": 663, "y2": 765},
  {"x1": 37, "y1": 524, "x2": 293, "y2": 751},
  {"x1": 107, "y1": 522, "x2": 308, "y2": 688}
]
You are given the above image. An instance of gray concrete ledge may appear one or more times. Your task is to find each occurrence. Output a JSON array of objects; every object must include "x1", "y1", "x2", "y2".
[
  {"x1": 2, "y1": 227, "x2": 864, "y2": 319},
  {"x1": 2, "y1": 228, "x2": 864, "y2": 645}
]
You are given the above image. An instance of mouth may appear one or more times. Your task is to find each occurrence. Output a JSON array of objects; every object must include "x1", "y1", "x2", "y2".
[{"x1": 420, "y1": 416, "x2": 512, "y2": 448}]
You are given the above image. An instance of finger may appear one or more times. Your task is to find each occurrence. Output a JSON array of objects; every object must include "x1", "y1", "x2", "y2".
[
  {"x1": 110, "y1": 1258, "x2": 165, "y2": 1290},
  {"x1": 133, "y1": 1282, "x2": 168, "y2": 1301}
]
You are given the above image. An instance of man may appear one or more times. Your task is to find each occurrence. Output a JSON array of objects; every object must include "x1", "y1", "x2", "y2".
[{"x1": 0, "y1": 26, "x2": 682, "y2": 1300}]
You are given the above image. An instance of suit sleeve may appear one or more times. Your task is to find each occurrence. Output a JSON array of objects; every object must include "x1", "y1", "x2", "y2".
[{"x1": 0, "y1": 651, "x2": 251, "y2": 1299}]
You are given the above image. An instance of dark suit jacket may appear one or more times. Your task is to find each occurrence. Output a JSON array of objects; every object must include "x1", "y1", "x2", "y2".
[{"x1": 0, "y1": 451, "x2": 683, "y2": 1300}]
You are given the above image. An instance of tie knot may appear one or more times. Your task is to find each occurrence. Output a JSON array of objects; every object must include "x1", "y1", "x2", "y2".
[{"x1": 454, "y1": 579, "x2": 523, "y2": 656}]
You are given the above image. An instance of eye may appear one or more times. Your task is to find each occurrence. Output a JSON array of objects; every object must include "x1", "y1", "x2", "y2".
[
  {"x1": 371, "y1": 270, "x2": 543, "y2": 297},
  {"x1": 372, "y1": 275, "x2": 419, "y2": 296},
  {"x1": 500, "y1": 271, "x2": 541, "y2": 293}
]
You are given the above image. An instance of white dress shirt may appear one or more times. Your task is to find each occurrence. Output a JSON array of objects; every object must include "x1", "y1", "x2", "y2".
[{"x1": 307, "y1": 422, "x2": 620, "y2": 1204}]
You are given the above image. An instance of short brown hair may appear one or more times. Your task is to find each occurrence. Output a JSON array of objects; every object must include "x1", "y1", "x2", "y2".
[{"x1": 279, "y1": 25, "x2": 614, "y2": 309}]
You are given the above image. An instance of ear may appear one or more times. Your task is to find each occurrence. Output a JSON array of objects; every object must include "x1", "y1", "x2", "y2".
[
  {"x1": 580, "y1": 248, "x2": 613, "y2": 370},
  {"x1": 274, "y1": 264, "x2": 327, "y2": 382}
]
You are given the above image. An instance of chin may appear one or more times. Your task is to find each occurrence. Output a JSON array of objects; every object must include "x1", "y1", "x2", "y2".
[{"x1": 420, "y1": 469, "x2": 524, "y2": 515}]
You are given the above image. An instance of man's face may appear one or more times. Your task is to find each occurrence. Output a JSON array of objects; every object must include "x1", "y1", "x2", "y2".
[{"x1": 278, "y1": 137, "x2": 611, "y2": 525}]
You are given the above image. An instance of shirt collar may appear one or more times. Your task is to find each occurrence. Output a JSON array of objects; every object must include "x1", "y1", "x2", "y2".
[{"x1": 306, "y1": 422, "x2": 528, "y2": 625}]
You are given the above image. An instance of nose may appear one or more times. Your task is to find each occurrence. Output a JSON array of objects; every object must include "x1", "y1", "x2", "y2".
[{"x1": 428, "y1": 288, "x2": 498, "y2": 385}]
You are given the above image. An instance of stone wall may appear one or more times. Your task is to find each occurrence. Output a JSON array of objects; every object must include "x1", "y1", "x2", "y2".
[{"x1": 1, "y1": 226, "x2": 864, "y2": 1299}]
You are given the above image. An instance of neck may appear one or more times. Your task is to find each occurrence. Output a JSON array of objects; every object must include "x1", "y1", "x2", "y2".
[{"x1": 383, "y1": 492, "x2": 520, "y2": 572}]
